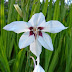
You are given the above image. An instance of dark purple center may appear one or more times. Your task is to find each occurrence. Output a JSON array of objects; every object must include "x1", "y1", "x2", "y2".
[
  {"x1": 29, "y1": 27, "x2": 33, "y2": 30},
  {"x1": 29, "y1": 31, "x2": 34, "y2": 36},
  {"x1": 38, "y1": 27, "x2": 44, "y2": 30},
  {"x1": 39, "y1": 31, "x2": 43, "y2": 37},
  {"x1": 29, "y1": 27, "x2": 44, "y2": 38}
]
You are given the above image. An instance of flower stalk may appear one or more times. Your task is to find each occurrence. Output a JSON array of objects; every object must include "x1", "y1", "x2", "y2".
[
  {"x1": 30, "y1": 56, "x2": 36, "y2": 68},
  {"x1": 37, "y1": 56, "x2": 40, "y2": 65}
]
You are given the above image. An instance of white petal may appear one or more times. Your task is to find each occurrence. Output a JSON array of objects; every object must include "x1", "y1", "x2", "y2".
[
  {"x1": 28, "y1": 12, "x2": 45, "y2": 27},
  {"x1": 38, "y1": 32, "x2": 53, "y2": 51},
  {"x1": 42, "y1": 20, "x2": 68, "y2": 33},
  {"x1": 33, "y1": 65, "x2": 45, "y2": 72},
  {"x1": 19, "y1": 32, "x2": 34, "y2": 49},
  {"x1": 37, "y1": 20, "x2": 46, "y2": 27},
  {"x1": 30, "y1": 39, "x2": 42, "y2": 57},
  {"x1": 3, "y1": 21, "x2": 30, "y2": 33}
]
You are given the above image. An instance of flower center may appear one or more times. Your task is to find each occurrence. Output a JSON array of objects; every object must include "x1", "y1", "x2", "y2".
[{"x1": 29, "y1": 27, "x2": 44, "y2": 39}]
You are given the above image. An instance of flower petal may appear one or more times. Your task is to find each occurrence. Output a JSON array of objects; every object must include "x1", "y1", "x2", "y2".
[
  {"x1": 30, "y1": 39, "x2": 42, "y2": 57},
  {"x1": 33, "y1": 65, "x2": 45, "y2": 72},
  {"x1": 3, "y1": 21, "x2": 30, "y2": 33},
  {"x1": 38, "y1": 32, "x2": 53, "y2": 51},
  {"x1": 42, "y1": 20, "x2": 68, "y2": 33},
  {"x1": 19, "y1": 32, "x2": 34, "y2": 49},
  {"x1": 28, "y1": 12, "x2": 45, "y2": 27}
]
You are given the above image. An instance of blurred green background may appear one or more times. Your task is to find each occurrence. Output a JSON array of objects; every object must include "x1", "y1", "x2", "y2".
[{"x1": 0, "y1": 0, "x2": 72, "y2": 72}]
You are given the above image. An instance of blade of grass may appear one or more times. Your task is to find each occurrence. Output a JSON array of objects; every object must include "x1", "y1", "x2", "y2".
[
  {"x1": 46, "y1": 0, "x2": 53, "y2": 21},
  {"x1": 13, "y1": 49, "x2": 26, "y2": 72},
  {"x1": 48, "y1": 32, "x2": 64, "y2": 72},
  {"x1": 42, "y1": 0, "x2": 49, "y2": 16},
  {"x1": 30, "y1": 0, "x2": 40, "y2": 18}
]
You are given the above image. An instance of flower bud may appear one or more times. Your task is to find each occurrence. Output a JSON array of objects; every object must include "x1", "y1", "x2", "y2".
[
  {"x1": 14, "y1": 4, "x2": 23, "y2": 17},
  {"x1": 33, "y1": 65, "x2": 45, "y2": 72}
]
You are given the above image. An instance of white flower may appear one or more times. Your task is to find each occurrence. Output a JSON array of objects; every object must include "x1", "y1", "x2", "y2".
[
  {"x1": 30, "y1": 56, "x2": 45, "y2": 72},
  {"x1": 33, "y1": 65, "x2": 45, "y2": 72},
  {"x1": 3, "y1": 12, "x2": 68, "y2": 57}
]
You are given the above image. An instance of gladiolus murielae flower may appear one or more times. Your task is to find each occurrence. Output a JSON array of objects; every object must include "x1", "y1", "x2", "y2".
[
  {"x1": 30, "y1": 56, "x2": 45, "y2": 72},
  {"x1": 3, "y1": 12, "x2": 68, "y2": 57},
  {"x1": 33, "y1": 65, "x2": 45, "y2": 72}
]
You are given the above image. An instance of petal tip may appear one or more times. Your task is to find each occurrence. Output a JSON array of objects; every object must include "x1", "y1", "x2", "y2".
[
  {"x1": 50, "y1": 47, "x2": 54, "y2": 51},
  {"x1": 19, "y1": 43, "x2": 22, "y2": 49},
  {"x1": 65, "y1": 27, "x2": 68, "y2": 29},
  {"x1": 3, "y1": 26, "x2": 7, "y2": 30},
  {"x1": 51, "y1": 48, "x2": 54, "y2": 51},
  {"x1": 19, "y1": 46, "x2": 22, "y2": 49},
  {"x1": 19, "y1": 45, "x2": 22, "y2": 49},
  {"x1": 3, "y1": 27, "x2": 5, "y2": 29},
  {"x1": 40, "y1": 12, "x2": 43, "y2": 14}
]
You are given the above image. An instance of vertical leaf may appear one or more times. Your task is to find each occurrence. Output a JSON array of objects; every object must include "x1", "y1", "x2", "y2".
[{"x1": 42, "y1": 0, "x2": 49, "y2": 16}]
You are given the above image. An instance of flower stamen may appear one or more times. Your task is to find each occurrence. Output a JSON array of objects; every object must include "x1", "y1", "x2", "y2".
[{"x1": 29, "y1": 27, "x2": 43, "y2": 38}]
